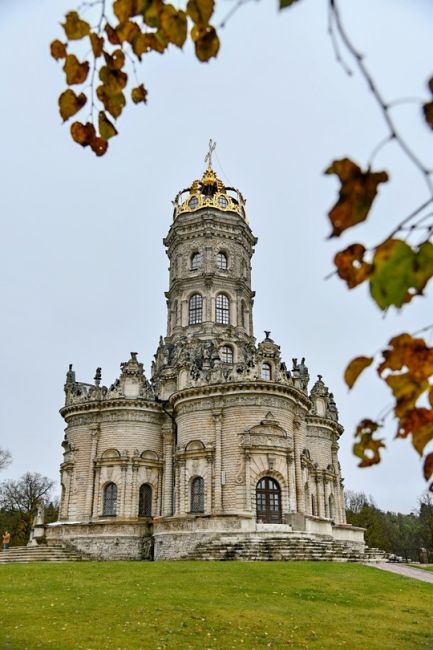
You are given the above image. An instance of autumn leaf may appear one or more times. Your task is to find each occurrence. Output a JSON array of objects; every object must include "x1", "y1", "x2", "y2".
[
  {"x1": 63, "y1": 54, "x2": 90, "y2": 85},
  {"x1": 70, "y1": 121, "x2": 96, "y2": 146},
  {"x1": 423, "y1": 102, "x2": 433, "y2": 130},
  {"x1": 369, "y1": 239, "x2": 415, "y2": 309},
  {"x1": 50, "y1": 40, "x2": 67, "y2": 60},
  {"x1": 187, "y1": 0, "x2": 215, "y2": 25},
  {"x1": 105, "y1": 24, "x2": 122, "y2": 45},
  {"x1": 191, "y1": 24, "x2": 220, "y2": 62},
  {"x1": 161, "y1": 6, "x2": 188, "y2": 48},
  {"x1": 353, "y1": 419, "x2": 385, "y2": 468},
  {"x1": 99, "y1": 112, "x2": 118, "y2": 140},
  {"x1": 344, "y1": 356, "x2": 373, "y2": 389},
  {"x1": 397, "y1": 408, "x2": 433, "y2": 455},
  {"x1": 97, "y1": 86, "x2": 126, "y2": 118},
  {"x1": 429, "y1": 386, "x2": 433, "y2": 408},
  {"x1": 325, "y1": 158, "x2": 388, "y2": 238},
  {"x1": 58, "y1": 89, "x2": 87, "y2": 122},
  {"x1": 385, "y1": 373, "x2": 429, "y2": 417},
  {"x1": 90, "y1": 137, "x2": 109, "y2": 156},
  {"x1": 99, "y1": 66, "x2": 128, "y2": 94},
  {"x1": 104, "y1": 49, "x2": 126, "y2": 70},
  {"x1": 413, "y1": 241, "x2": 433, "y2": 294},
  {"x1": 334, "y1": 243, "x2": 371, "y2": 289},
  {"x1": 62, "y1": 11, "x2": 90, "y2": 40},
  {"x1": 113, "y1": 0, "x2": 135, "y2": 23},
  {"x1": 424, "y1": 452, "x2": 433, "y2": 481},
  {"x1": 378, "y1": 333, "x2": 433, "y2": 380},
  {"x1": 89, "y1": 33, "x2": 104, "y2": 57},
  {"x1": 116, "y1": 20, "x2": 140, "y2": 43},
  {"x1": 131, "y1": 84, "x2": 148, "y2": 104},
  {"x1": 132, "y1": 31, "x2": 168, "y2": 56},
  {"x1": 280, "y1": 0, "x2": 301, "y2": 7}
]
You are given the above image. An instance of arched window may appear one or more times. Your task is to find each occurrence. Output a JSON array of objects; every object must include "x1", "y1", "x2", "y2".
[
  {"x1": 216, "y1": 251, "x2": 228, "y2": 270},
  {"x1": 261, "y1": 363, "x2": 271, "y2": 380},
  {"x1": 256, "y1": 477, "x2": 282, "y2": 524},
  {"x1": 190, "y1": 252, "x2": 201, "y2": 270},
  {"x1": 138, "y1": 484, "x2": 152, "y2": 517},
  {"x1": 103, "y1": 482, "x2": 117, "y2": 516},
  {"x1": 191, "y1": 477, "x2": 205, "y2": 513},
  {"x1": 189, "y1": 294, "x2": 203, "y2": 325},
  {"x1": 220, "y1": 345, "x2": 233, "y2": 363},
  {"x1": 216, "y1": 293, "x2": 230, "y2": 324}
]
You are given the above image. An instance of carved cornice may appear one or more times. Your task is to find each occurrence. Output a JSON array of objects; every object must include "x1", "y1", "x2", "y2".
[
  {"x1": 61, "y1": 398, "x2": 163, "y2": 420},
  {"x1": 306, "y1": 415, "x2": 344, "y2": 437}
]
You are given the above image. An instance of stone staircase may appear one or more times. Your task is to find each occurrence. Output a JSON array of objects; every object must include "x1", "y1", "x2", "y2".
[
  {"x1": 181, "y1": 533, "x2": 388, "y2": 562},
  {"x1": 0, "y1": 545, "x2": 84, "y2": 564}
]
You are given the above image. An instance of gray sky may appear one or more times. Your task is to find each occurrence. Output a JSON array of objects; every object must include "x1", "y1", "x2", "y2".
[{"x1": 1, "y1": 0, "x2": 432, "y2": 513}]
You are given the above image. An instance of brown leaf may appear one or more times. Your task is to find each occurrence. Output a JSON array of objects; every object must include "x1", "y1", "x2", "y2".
[
  {"x1": 344, "y1": 356, "x2": 373, "y2": 389},
  {"x1": 324, "y1": 158, "x2": 389, "y2": 237},
  {"x1": 334, "y1": 243, "x2": 371, "y2": 289},
  {"x1": 116, "y1": 20, "x2": 140, "y2": 43},
  {"x1": 90, "y1": 136, "x2": 108, "y2": 156},
  {"x1": 105, "y1": 24, "x2": 121, "y2": 45},
  {"x1": 429, "y1": 386, "x2": 433, "y2": 408},
  {"x1": 63, "y1": 54, "x2": 90, "y2": 85},
  {"x1": 423, "y1": 102, "x2": 433, "y2": 130},
  {"x1": 385, "y1": 373, "x2": 429, "y2": 418},
  {"x1": 50, "y1": 40, "x2": 67, "y2": 60},
  {"x1": 113, "y1": 0, "x2": 135, "y2": 23},
  {"x1": 398, "y1": 408, "x2": 433, "y2": 455},
  {"x1": 187, "y1": 0, "x2": 214, "y2": 24},
  {"x1": 58, "y1": 89, "x2": 87, "y2": 122},
  {"x1": 62, "y1": 11, "x2": 90, "y2": 40},
  {"x1": 89, "y1": 33, "x2": 104, "y2": 57},
  {"x1": 353, "y1": 419, "x2": 385, "y2": 468},
  {"x1": 191, "y1": 24, "x2": 220, "y2": 62},
  {"x1": 99, "y1": 66, "x2": 128, "y2": 94},
  {"x1": 131, "y1": 84, "x2": 148, "y2": 104},
  {"x1": 70, "y1": 121, "x2": 96, "y2": 147},
  {"x1": 98, "y1": 111, "x2": 118, "y2": 140},
  {"x1": 103, "y1": 49, "x2": 126, "y2": 70},
  {"x1": 160, "y1": 6, "x2": 187, "y2": 48},
  {"x1": 96, "y1": 86, "x2": 126, "y2": 118},
  {"x1": 378, "y1": 334, "x2": 433, "y2": 382},
  {"x1": 424, "y1": 452, "x2": 433, "y2": 481},
  {"x1": 132, "y1": 31, "x2": 167, "y2": 56}
]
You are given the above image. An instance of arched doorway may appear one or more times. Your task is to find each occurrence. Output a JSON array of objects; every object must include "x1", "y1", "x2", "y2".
[{"x1": 256, "y1": 477, "x2": 282, "y2": 524}]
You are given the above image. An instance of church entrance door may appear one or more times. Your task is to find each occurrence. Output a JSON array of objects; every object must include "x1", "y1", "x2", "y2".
[{"x1": 256, "y1": 477, "x2": 282, "y2": 524}]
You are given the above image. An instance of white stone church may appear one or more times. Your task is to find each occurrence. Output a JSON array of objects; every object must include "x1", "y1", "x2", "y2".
[{"x1": 46, "y1": 157, "x2": 365, "y2": 560}]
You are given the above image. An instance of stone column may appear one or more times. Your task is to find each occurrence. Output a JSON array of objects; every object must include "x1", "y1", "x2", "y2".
[
  {"x1": 212, "y1": 410, "x2": 223, "y2": 512},
  {"x1": 181, "y1": 299, "x2": 188, "y2": 327},
  {"x1": 339, "y1": 480, "x2": 347, "y2": 523},
  {"x1": 324, "y1": 478, "x2": 330, "y2": 519},
  {"x1": 206, "y1": 452, "x2": 213, "y2": 514},
  {"x1": 178, "y1": 459, "x2": 186, "y2": 515},
  {"x1": 293, "y1": 414, "x2": 306, "y2": 513},
  {"x1": 244, "y1": 451, "x2": 251, "y2": 512},
  {"x1": 315, "y1": 476, "x2": 322, "y2": 517},
  {"x1": 63, "y1": 468, "x2": 73, "y2": 520},
  {"x1": 287, "y1": 453, "x2": 296, "y2": 512},
  {"x1": 85, "y1": 425, "x2": 100, "y2": 518},
  {"x1": 124, "y1": 462, "x2": 133, "y2": 518},
  {"x1": 162, "y1": 425, "x2": 174, "y2": 516},
  {"x1": 119, "y1": 464, "x2": 127, "y2": 518},
  {"x1": 131, "y1": 464, "x2": 139, "y2": 517},
  {"x1": 93, "y1": 466, "x2": 102, "y2": 517}
]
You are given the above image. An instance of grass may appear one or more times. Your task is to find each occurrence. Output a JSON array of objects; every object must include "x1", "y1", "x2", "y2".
[{"x1": 0, "y1": 561, "x2": 432, "y2": 649}]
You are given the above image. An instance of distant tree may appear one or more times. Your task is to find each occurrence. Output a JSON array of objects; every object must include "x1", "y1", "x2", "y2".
[
  {"x1": 0, "y1": 447, "x2": 11, "y2": 472},
  {"x1": 418, "y1": 492, "x2": 433, "y2": 549},
  {"x1": 50, "y1": 1, "x2": 433, "y2": 486},
  {"x1": 0, "y1": 472, "x2": 55, "y2": 544}
]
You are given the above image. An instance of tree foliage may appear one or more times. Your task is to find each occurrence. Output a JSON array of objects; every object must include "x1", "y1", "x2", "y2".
[
  {"x1": 0, "y1": 472, "x2": 56, "y2": 544},
  {"x1": 51, "y1": 1, "x2": 433, "y2": 487},
  {"x1": 0, "y1": 447, "x2": 11, "y2": 473}
]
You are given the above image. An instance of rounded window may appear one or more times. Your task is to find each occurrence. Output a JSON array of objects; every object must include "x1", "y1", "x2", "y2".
[
  {"x1": 220, "y1": 345, "x2": 233, "y2": 363},
  {"x1": 216, "y1": 251, "x2": 228, "y2": 270},
  {"x1": 218, "y1": 195, "x2": 228, "y2": 208},
  {"x1": 190, "y1": 252, "x2": 201, "y2": 271},
  {"x1": 261, "y1": 363, "x2": 271, "y2": 381},
  {"x1": 189, "y1": 196, "x2": 198, "y2": 209},
  {"x1": 216, "y1": 293, "x2": 230, "y2": 325}
]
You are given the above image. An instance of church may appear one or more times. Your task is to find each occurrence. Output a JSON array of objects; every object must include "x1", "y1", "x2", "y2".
[{"x1": 46, "y1": 150, "x2": 365, "y2": 560}]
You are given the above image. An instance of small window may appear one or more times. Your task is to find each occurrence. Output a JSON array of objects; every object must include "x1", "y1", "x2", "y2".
[
  {"x1": 261, "y1": 363, "x2": 271, "y2": 381},
  {"x1": 191, "y1": 477, "x2": 205, "y2": 513},
  {"x1": 218, "y1": 195, "x2": 228, "y2": 208},
  {"x1": 189, "y1": 196, "x2": 198, "y2": 209},
  {"x1": 220, "y1": 345, "x2": 233, "y2": 363},
  {"x1": 216, "y1": 251, "x2": 228, "y2": 270},
  {"x1": 138, "y1": 484, "x2": 152, "y2": 517},
  {"x1": 190, "y1": 252, "x2": 201, "y2": 271},
  {"x1": 189, "y1": 294, "x2": 203, "y2": 325},
  {"x1": 103, "y1": 482, "x2": 117, "y2": 516},
  {"x1": 216, "y1": 293, "x2": 230, "y2": 324}
]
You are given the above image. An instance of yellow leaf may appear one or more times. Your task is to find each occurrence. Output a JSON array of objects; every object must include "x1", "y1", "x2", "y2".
[
  {"x1": 191, "y1": 24, "x2": 220, "y2": 62},
  {"x1": 98, "y1": 112, "x2": 118, "y2": 140},
  {"x1": 50, "y1": 40, "x2": 67, "y2": 60},
  {"x1": 161, "y1": 6, "x2": 187, "y2": 48},
  {"x1": 62, "y1": 11, "x2": 90, "y2": 40},
  {"x1": 344, "y1": 356, "x2": 373, "y2": 389},
  {"x1": 63, "y1": 54, "x2": 89, "y2": 85},
  {"x1": 424, "y1": 452, "x2": 433, "y2": 481},
  {"x1": 58, "y1": 89, "x2": 87, "y2": 122},
  {"x1": 187, "y1": 0, "x2": 214, "y2": 24},
  {"x1": 131, "y1": 84, "x2": 148, "y2": 104}
]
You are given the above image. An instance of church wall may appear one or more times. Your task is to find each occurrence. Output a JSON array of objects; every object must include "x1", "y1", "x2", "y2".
[{"x1": 305, "y1": 425, "x2": 334, "y2": 469}]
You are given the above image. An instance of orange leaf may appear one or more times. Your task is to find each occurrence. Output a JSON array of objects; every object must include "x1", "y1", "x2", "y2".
[
  {"x1": 105, "y1": 24, "x2": 121, "y2": 45},
  {"x1": 191, "y1": 24, "x2": 220, "y2": 62},
  {"x1": 353, "y1": 419, "x2": 385, "y2": 468},
  {"x1": 397, "y1": 408, "x2": 433, "y2": 455},
  {"x1": 334, "y1": 243, "x2": 371, "y2": 289},
  {"x1": 90, "y1": 137, "x2": 108, "y2": 156},
  {"x1": 58, "y1": 89, "x2": 87, "y2": 122},
  {"x1": 131, "y1": 84, "x2": 148, "y2": 104},
  {"x1": 50, "y1": 40, "x2": 67, "y2": 60},
  {"x1": 429, "y1": 386, "x2": 433, "y2": 408},
  {"x1": 385, "y1": 373, "x2": 429, "y2": 418},
  {"x1": 89, "y1": 33, "x2": 104, "y2": 57},
  {"x1": 62, "y1": 11, "x2": 90, "y2": 40},
  {"x1": 325, "y1": 158, "x2": 388, "y2": 238},
  {"x1": 344, "y1": 356, "x2": 373, "y2": 389},
  {"x1": 424, "y1": 452, "x2": 433, "y2": 481},
  {"x1": 378, "y1": 334, "x2": 433, "y2": 381},
  {"x1": 70, "y1": 121, "x2": 96, "y2": 147},
  {"x1": 63, "y1": 54, "x2": 89, "y2": 85}
]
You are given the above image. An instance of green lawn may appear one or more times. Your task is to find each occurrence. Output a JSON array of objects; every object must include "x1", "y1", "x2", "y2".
[{"x1": 0, "y1": 562, "x2": 432, "y2": 649}]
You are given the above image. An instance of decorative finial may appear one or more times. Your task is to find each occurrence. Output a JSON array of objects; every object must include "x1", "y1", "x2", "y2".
[
  {"x1": 264, "y1": 330, "x2": 271, "y2": 340},
  {"x1": 317, "y1": 374, "x2": 323, "y2": 381},
  {"x1": 204, "y1": 139, "x2": 216, "y2": 169},
  {"x1": 94, "y1": 367, "x2": 102, "y2": 386}
]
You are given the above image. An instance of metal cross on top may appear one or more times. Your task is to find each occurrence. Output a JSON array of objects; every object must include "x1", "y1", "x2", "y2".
[{"x1": 204, "y1": 139, "x2": 216, "y2": 169}]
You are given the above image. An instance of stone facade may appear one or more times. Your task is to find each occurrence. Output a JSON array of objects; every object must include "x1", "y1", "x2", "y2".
[{"x1": 46, "y1": 163, "x2": 364, "y2": 560}]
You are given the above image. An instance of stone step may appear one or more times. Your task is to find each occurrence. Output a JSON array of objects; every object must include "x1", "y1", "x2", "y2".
[{"x1": 0, "y1": 545, "x2": 83, "y2": 564}]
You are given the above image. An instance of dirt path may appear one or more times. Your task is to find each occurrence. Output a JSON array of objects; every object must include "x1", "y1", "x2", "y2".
[{"x1": 367, "y1": 562, "x2": 433, "y2": 584}]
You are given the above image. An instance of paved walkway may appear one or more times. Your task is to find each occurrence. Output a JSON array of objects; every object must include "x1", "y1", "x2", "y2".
[{"x1": 366, "y1": 562, "x2": 433, "y2": 584}]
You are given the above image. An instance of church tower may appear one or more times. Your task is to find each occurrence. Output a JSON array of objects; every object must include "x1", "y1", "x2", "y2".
[{"x1": 48, "y1": 148, "x2": 366, "y2": 562}]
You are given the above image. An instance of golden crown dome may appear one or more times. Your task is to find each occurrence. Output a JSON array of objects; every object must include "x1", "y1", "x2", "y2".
[{"x1": 172, "y1": 163, "x2": 247, "y2": 221}]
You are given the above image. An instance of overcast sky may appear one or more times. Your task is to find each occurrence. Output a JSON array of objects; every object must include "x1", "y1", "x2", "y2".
[{"x1": 1, "y1": 0, "x2": 432, "y2": 513}]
